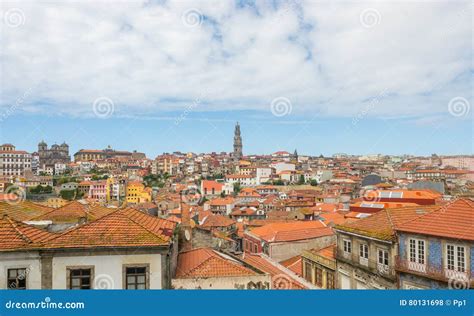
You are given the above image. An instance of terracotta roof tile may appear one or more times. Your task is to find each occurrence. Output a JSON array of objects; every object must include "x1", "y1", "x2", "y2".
[
  {"x1": 248, "y1": 221, "x2": 332, "y2": 243},
  {"x1": 0, "y1": 201, "x2": 54, "y2": 222},
  {"x1": 336, "y1": 204, "x2": 442, "y2": 241},
  {"x1": 241, "y1": 253, "x2": 306, "y2": 289},
  {"x1": 43, "y1": 208, "x2": 176, "y2": 249},
  {"x1": 279, "y1": 255, "x2": 303, "y2": 276},
  {"x1": 32, "y1": 201, "x2": 116, "y2": 223},
  {"x1": 396, "y1": 199, "x2": 474, "y2": 241},
  {"x1": 175, "y1": 248, "x2": 257, "y2": 278},
  {"x1": 200, "y1": 214, "x2": 235, "y2": 229},
  {"x1": 0, "y1": 216, "x2": 54, "y2": 251}
]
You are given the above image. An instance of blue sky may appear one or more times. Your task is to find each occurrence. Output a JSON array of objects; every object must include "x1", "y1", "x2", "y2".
[
  {"x1": 0, "y1": 0, "x2": 472, "y2": 157},
  {"x1": 0, "y1": 111, "x2": 471, "y2": 158}
]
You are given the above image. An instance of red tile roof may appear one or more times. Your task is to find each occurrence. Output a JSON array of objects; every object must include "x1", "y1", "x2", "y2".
[
  {"x1": 231, "y1": 207, "x2": 256, "y2": 216},
  {"x1": 201, "y1": 180, "x2": 223, "y2": 191},
  {"x1": 0, "y1": 201, "x2": 54, "y2": 222},
  {"x1": 32, "y1": 201, "x2": 116, "y2": 223},
  {"x1": 43, "y1": 208, "x2": 176, "y2": 249},
  {"x1": 241, "y1": 253, "x2": 306, "y2": 289},
  {"x1": 0, "y1": 215, "x2": 54, "y2": 252},
  {"x1": 175, "y1": 248, "x2": 257, "y2": 278},
  {"x1": 396, "y1": 199, "x2": 474, "y2": 241},
  {"x1": 279, "y1": 255, "x2": 303, "y2": 276},
  {"x1": 248, "y1": 221, "x2": 332, "y2": 243},
  {"x1": 200, "y1": 214, "x2": 235, "y2": 229},
  {"x1": 309, "y1": 245, "x2": 336, "y2": 260},
  {"x1": 336, "y1": 204, "x2": 442, "y2": 241}
]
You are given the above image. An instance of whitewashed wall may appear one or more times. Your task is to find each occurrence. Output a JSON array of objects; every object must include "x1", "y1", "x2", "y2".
[
  {"x1": 52, "y1": 253, "x2": 162, "y2": 289},
  {"x1": 0, "y1": 252, "x2": 42, "y2": 289}
]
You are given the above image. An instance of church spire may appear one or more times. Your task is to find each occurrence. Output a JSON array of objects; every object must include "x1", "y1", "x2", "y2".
[{"x1": 233, "y1": 122, "x2": 242, "y2": 163}]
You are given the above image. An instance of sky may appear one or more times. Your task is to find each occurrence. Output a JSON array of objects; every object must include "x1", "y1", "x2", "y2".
[{"x1": 0, "y1": 0, "x2": 472, "y2": 158}]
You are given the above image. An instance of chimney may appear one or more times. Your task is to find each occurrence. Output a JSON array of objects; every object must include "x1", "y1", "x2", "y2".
[
  {"x1": 78, "y1": 216, "x2": 87, "y2": 225},
  {"x1": 179, "y1": 192, "x2": 193, "y2": 252}
]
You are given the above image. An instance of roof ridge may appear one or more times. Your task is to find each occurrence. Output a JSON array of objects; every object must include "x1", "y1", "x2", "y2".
[
  {"x1": 5, "y1": 216, "x2": 33, "y2": 244},
  {"x1": 44, "y1": 207, "x2": 125, "y2": 242},
  {"x1": 393, "y1": 203, "x2": 446, "y2": 228},
  {"x1": 116, "y1": 208, "x2": 168, "y2": 242},
  {"x1": 182, "y1": 249, "x2": 215, "y2": 276}
]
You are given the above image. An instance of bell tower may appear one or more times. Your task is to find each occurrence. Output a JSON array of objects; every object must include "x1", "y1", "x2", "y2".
[{"x1": 233, "y1": 122, "x2": 243, "y2": 163}]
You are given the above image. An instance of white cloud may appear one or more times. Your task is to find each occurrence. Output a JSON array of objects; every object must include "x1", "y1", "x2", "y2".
[{"x1": 0, "y1": 0, "x2": 471, "y2": 119}]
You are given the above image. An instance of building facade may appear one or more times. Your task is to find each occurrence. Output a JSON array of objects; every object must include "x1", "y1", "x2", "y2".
[
  {"x1": 0, "y1": 144, "x2": 32, "y2": 176},
  {"x1": 233, "y1": 122, "x2": 243, "y2": 163},
  {"x1": 38, "y1": 141, "x2": 70, "y2": 168}
]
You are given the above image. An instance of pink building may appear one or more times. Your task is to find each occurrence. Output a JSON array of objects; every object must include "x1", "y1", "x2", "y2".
[{"x1": 88, "y1": 180, "x2": 107, "y2": 202}]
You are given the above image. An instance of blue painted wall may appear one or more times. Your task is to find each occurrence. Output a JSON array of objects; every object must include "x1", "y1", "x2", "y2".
[
  {"x1": 428, "y1": 239, "x2": 442, "y2": 269},
  {"x1": 399, "y1": 234, "x2": 406, "y2": 260},
  {"x1": 471, "y1": 247, "x2": 474, "y2": 275}
]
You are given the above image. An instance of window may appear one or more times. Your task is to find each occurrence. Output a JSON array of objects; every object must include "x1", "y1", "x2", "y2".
[
  {"x1": 7, "y1": 268, "x2": 27, "y2": 290},
  {"x1": 408, "y1": 239, "x2": 425, "y2": 264},
  {"x1": 343, "y1": 239, "x2": 352, "y2": 254},
  {"x1": 378, "y1": 249, "x2": 389, "y2": 273},
  {"x1": 359, "y1": 244, "x2": 369, "y2": 259},
  {"x1": 125, "y1": 267, "x2": 148, "y2": 290},
  {"x1": 327, "y1": 272, "x2": 335, "y2": 289},
  {"x1": 68, "y1": 268, "x2": 92, "y2": 289},
  {"x1": 408, "y1": 238, "x2": 426, "y2": 273},
  {"x1": 378, "y1": 249, "x2": 389, "y2": 266},
  {"x1": 304, "y1": 262, "x2": 312, "y2": 283},
  {"x1": 315, "y1": 267, "x2": 323, "y2": 287},
  {"x1": 446, "y1": 244, "x2": 466, "y2": 273}
]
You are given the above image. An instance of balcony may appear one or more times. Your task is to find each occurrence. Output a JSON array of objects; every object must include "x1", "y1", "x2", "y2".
[
  {"x1": 395, "y1": 256, "x2": 473, "y2": 286},
  {"x1": 335, "y1": 248, "x2": 395, "y2": 280}
]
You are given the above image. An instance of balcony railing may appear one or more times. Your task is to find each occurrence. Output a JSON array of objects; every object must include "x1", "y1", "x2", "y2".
[
  {"x1": 395, "y1": 256, "x2": 472, "y2": 286},
  {"x1": 335, "y1": 248, "x2": 395, "y2": 280}
]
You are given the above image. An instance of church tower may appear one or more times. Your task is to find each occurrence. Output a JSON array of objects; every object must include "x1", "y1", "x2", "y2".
[{"x1": 233, "y1": 122, "x2": 243, "y2": 162}]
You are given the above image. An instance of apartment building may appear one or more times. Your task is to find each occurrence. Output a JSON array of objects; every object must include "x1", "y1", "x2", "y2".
[
  {"x1": 0, "y1": 144, "x2": 32, "y2": 176},
  {"x1": 395, "y1": 199, "x2": 473, "y2": 289}
]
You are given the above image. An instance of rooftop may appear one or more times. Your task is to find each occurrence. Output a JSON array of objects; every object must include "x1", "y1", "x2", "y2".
[
  {"x1": 396, "y1": 199, "x2": 474, "y2": 241},
  {"x1": 248, "y1": 221, "x2": 333, "y2": 243},
  {"x1": 175, "y1": 248, "x2": 257, "y2": 278}
]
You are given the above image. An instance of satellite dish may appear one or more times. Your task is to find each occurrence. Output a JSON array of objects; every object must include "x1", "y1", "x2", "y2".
[{"x1": 185, "y1": 229, "x2": 191, "y2": 241}]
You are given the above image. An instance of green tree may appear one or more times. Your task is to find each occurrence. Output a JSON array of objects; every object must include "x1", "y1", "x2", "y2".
[
  {"x1": 233, "y1": 182, "x2": 241, "y2": 195},
  {"x1": 297, "y1": 175, "x2": 305, "y2": 185}
]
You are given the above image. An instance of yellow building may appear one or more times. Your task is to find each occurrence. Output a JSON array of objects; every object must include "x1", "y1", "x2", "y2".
[
  {"x1": 126, "y1": 181, "x2": 152, "y2": 204},
  {"x1": 41, "y1": 197, "x2": 69, "y2": 208}
]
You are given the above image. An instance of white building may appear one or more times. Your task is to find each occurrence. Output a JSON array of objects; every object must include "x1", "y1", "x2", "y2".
[
  {"x1": 0, "y1": 208, "x2": 177, "y2": 289},
  {"x1": 0, "y1": 144, "x2": 32, "y2": 176}
]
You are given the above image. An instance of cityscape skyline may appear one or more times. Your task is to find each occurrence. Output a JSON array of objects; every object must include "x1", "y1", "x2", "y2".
[
  {"x1": 1, "y1": 1, "x2": 472, "y2": 158},
  {"x1": 0, "y1": 113, "x2": 471, "y2": 158}
]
